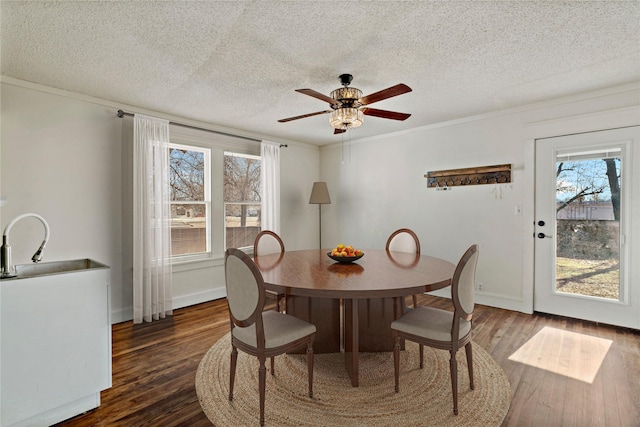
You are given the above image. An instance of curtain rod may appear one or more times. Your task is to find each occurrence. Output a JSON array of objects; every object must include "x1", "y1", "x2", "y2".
[{"x1": 116, "y1": 109, "x2": 288, "y2": 147}]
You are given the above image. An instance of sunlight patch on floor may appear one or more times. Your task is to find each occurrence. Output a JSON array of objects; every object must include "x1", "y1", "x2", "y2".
[{"x1": 508, "y1": 326, "x2": 612, "y2": 383}]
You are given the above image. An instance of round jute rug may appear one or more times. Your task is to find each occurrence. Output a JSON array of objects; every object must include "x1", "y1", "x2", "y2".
[{"x1": 196, "y1": 333, "x2": 510, "y2": 426}]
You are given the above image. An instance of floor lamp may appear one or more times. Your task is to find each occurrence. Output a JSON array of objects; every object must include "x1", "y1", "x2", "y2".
[{"x1": 309, "y1": 182, "x2": 331, "y2": 249}]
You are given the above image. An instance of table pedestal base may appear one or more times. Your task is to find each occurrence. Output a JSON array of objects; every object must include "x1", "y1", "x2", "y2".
[
  {"x1": 343, "y1": 297, "x2": 405, "y2": 386},
  {"x1": 287, "y1": 295, "x2": 405, "y2": 387},
  {"x1": 285, "y1": 295, "x2": 341, "y2": 354},
  {"x1": 344, "y1": 297, "x2": 405, "y2": 352}
]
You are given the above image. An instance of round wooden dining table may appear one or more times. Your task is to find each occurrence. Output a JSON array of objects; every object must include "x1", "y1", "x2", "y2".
[{"x1": 254, "y1": 249, "x2": 455, "y2": 387}]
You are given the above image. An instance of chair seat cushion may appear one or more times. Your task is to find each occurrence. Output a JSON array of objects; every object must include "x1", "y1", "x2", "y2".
[
  {"x1": 390, "y1": 306, "x2": 470, "y2": 342},
  {"x1": 233, "y1": 310, "x2": 316, "y2": 348}
]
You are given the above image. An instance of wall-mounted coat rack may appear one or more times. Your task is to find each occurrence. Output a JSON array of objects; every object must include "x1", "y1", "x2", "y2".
[{"x1": 425, "y1": 164, "x2": 511, "y2": 188}]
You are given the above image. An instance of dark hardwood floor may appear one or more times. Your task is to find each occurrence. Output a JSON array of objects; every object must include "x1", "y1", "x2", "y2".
[{"x1": 58, "y1": 295, "x2": 640, "y2": 426}]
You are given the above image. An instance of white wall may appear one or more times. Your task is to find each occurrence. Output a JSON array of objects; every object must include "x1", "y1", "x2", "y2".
[
  {"x1": 2, "y1": 77, "x2": 638, "y2": 322},
  {"x1": 280, "y1": 143, "x2": 323, "y2": 251},
  {"x1": 320, "y1": 84, "x2": 640, "y2": 313},
  {"x1": 1, "y1": 82, "x2": 127, "y2": 314},
  {"x1": 0, "y1": 79, "x2": 319, "y2": 323}
]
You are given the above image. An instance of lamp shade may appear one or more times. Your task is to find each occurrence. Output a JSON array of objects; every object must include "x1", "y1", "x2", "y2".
[{"x1": 309, "y1": 182, "x2": 331, "y2": 204}]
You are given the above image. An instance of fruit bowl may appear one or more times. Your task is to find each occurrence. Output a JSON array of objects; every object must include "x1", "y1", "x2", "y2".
[{"x1": 327, "y1": 252, "x2": 364, "y2": 263}]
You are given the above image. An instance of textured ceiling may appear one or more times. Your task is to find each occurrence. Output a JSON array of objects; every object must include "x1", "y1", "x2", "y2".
[{"x1": 1, "y1": 1, "x2": 639, "y2": 146}]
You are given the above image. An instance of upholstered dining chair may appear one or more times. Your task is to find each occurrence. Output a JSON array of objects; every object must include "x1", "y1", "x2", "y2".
[
  {"x1": 254, "y1": 230, "x2": 286, "y2": 312},
  {"x1": 386, "y1": 228, "x2": 421, "y2": 308},
  {"x1": 390, "y1": 244, "x2": 479, "y2": 415},
  {"x1": 225, "y1": 248, "x2": 316, "y2": 427}
]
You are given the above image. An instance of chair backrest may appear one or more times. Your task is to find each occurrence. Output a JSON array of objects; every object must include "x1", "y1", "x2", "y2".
[
  {"x1": 386, "y1": 228, "x2": 421, "y2": 254},
  {"x1": 254, "y1": 230, "x2": 285, "y2": 256},
  {"x1": 451, "y1": 244, "x2": 479, "y2": 321},
  {"x1": 225, "y1": 248, "x2": 266, "y2": 329}
]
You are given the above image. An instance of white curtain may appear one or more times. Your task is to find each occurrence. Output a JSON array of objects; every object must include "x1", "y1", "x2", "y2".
[
  {"x1": 261, "y1": 142, "x2": 280, "y2": 233},
  {"x1": 133, "y1": 114, "x2": 173, "y2": 323}
]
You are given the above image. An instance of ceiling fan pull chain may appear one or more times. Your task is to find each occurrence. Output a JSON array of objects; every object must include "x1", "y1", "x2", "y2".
[{"x1": 348, "y1": 128, "x2": 352, "y2": 164}]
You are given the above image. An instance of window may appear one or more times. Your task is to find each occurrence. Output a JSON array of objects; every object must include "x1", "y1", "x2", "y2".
[
  {"x1": 169, "y1": 143, "x2": 211, "y2": 260},
  {"x1": 224, "y1": 152, "x2": 261, "y2": 250}
]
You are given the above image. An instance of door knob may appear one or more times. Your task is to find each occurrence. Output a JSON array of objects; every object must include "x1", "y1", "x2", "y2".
[
  {"x1": 537, "y1": 220, "x2": 545, "y2": 226},
  {"x1": 537, "y1": 233, "x2": 552, "y2": 239}
]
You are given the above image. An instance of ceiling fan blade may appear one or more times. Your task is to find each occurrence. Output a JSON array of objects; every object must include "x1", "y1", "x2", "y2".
[
  {"x1": 361, "y1": 108, "x2": 411, "y2": 121},
  {"x1": 359, "y1": 84, "x2": 412, "y2": 106},
  {"x1": 278, "y1": 110, "x2": 332, "y2": 123},
  {"x1": 296, "y1": 89, "x2": 341, "y2": 106},
  {"x1": 334, "y1": 128, "x2": 346, "y2": 134}
]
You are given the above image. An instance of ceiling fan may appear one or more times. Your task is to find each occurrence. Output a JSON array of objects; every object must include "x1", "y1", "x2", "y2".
[{"x1": 278, "y1": 74, "x2": 412, "y2": 134}]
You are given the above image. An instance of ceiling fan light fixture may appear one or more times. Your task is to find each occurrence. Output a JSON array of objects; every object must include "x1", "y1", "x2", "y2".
[
  {"x1": 330, "y1": 107, "x2": 363, "y2": 130},
  {"x1": 279, "y1": 75, "x2": 411, "y2": 133},
  {"x1": 330, "y1": 87, "x2": 362, "y2": 105}
]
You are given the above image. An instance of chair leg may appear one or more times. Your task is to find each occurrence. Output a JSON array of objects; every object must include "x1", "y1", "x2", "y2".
[
  {"x1": 449, "y1": 349, "x2": 459, "y2": 415},
  {"x1": 271, "y1": 356, "x2": 275, "y2": 376},
  {"x1": 392, "y1": 331, "x2": 400, "y2": 393},
  {"x1": 465, "y1": 341, "x2": 474, "y2": 390},
  {"x1": 259, "y1": 357, "x2": 267, "y2": 426},
  {"x1": 419, "y1": 344, "x2": 424, "y2": 369},
  {"x1": 307, "y1": 340, "x2": 314, "y2": 398},
  {"x1": 229, "y1": 346, "x2": 238, "y2": 401}
]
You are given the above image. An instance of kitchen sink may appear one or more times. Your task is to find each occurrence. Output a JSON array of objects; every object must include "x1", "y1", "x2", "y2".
[{"x1": 8, "y1": 258, "x2": 108, "y2": 279}]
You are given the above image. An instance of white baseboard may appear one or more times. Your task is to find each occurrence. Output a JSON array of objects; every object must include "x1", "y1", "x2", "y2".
[
  {"x1": 111, "y1": 306, "x2": 133, "y2": 324},
  {"x1": 112, "y1": 287, "x2": 530, "y2": 324},
  {"x1": 475, "y1": 293, "x2": 528, "y2": 313},
  {"x1": 172, "y1": 287, "x2": 226, "y2": 310},
  {"x1": 110, "y1": 287, "x2": 226, "y2": 324},
  {"x1": 428, "y1": 288, "x2": 529, "y2": 314},
  {"x1": 5, "y1": 393, "x2": 100, "y2": 427}
]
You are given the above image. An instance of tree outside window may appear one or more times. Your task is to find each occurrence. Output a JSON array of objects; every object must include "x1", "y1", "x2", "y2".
[
  {"x1": 555, "y1": 152, "x2": 622, "y2": 299},
  {"x1": 556, "y1": 157, "x2": 621, "y2": 220},
  {"x1": 224, "y1": 152, "x2": 261, "y2": 249},
  {"x1": 169, "y1": 144, "x2": 210, "y2": 257}
]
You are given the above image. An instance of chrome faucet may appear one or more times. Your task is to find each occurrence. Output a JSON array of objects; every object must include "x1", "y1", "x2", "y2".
[{"x1": 1, "y1": 213, "x2": 50, "y2": 278}]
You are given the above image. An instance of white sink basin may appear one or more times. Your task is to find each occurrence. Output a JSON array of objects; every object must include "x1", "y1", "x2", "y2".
[{"x1": 9, "y1": 258, "x2": 108, "y2": 279}]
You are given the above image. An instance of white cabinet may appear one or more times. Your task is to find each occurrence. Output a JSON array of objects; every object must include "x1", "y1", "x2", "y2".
[{"x1": 1, "y1": 259, "x2": 111, "y2": 427}]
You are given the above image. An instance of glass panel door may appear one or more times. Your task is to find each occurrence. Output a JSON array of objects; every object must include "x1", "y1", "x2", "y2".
[
  {"x1": 534, "y1": 126, "x2": 640, "y2": 329},
  {"x1": 555, "y1": 150, "x2": 621, "y2": 300}
]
